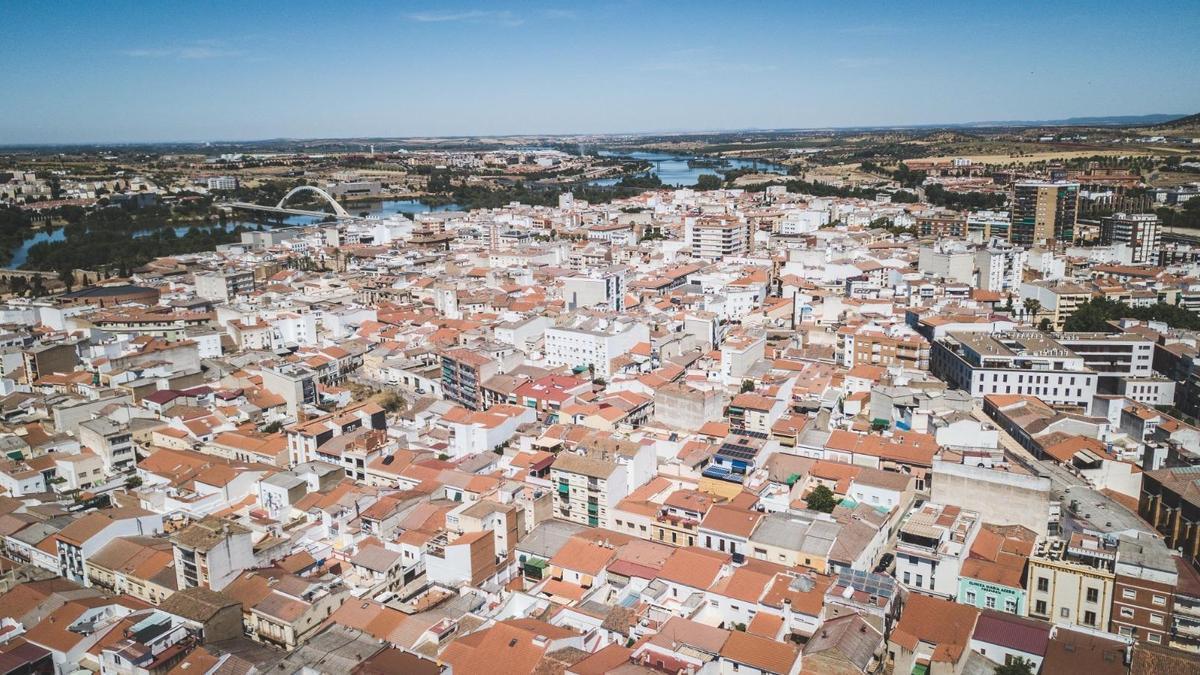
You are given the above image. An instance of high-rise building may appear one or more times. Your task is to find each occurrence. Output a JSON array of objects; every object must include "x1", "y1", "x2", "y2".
[
  {"x1": 1010, "y1": 181, "x2": 1080, "y2": 247},
  {"x1": 685, "y1": 215, "x2": 749, "y2": 259},
  {"x1": 1101, "y1": 212, "x2": 1161, "y2": 264}
]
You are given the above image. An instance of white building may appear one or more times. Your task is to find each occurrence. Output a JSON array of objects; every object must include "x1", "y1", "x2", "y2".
[{"x1": 544, "y1": 320, "x2": 649, "y2": 380}]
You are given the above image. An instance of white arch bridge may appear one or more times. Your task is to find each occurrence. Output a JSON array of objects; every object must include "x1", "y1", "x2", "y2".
[{"x1": 223, "y1": 185, "x2": 356, "y2": 220}]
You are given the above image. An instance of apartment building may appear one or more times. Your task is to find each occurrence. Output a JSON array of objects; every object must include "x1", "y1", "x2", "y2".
[
  {"x1": 21, "y1": 341, "x2": 79, "y2": 385},
  {"x1": 194, "y1": 269, "x2": 256, "y2": 302},
  {"x1": 1138, "y1": 465, "x2": 1200, "y2": 571},
  {"x1": 78, "y1": 416, "x2": 135, "y2": 474},
  {"x1": 1026, "y1": 534, "x2": 1116, "y2": 631},
  {"x1": 56, "y1": 507, "x2": 164, "y2": 584},
  {"x1": 975, "y1": 239, "x2": 1026, "y2": 292},
  {"x1": 171, "y1": 517, "x2": 255, "y2": 591},
  {"x1": 550, "y1": 451, "x2": 627, "y2": 529},
  {"x1": 837, "y1": 324, "x2": 930, "y2": 370},
  {"x1": 719, "y1": 331, "x2": 766, "y2": 383},
  {"x1": 261, "y1": 363, "x2": 318, "y2": 420},
  {"x1": 1019, "y1": 281, "x2": 1094, "y2": 330},
  {"x1": 916, "y1": 212, "x2": 967, "y2": 239},
  {"x1": 562, "y1": 265, "x2": 627, "y2": 311},
  {"x1": 685, "y1": 215, "x2": 750, "y2": 259},
  {"x1": 1100, "y1": 212, "x2": 1161, "y2": 264},
  {"x1": 544, "y1": 320, "x2": 649, "y2": 380},
  {"x1": 1110, "y1": 533, "x2": 1177, "y2": 646},
  {"x1": 895, "y1": 503, "x2": 980, "y2": 599},
  {"x1": 284, "y1": 401, "x2": 387, "y2": 466},
  {"x1": 205, "y1": 176, "x2": 238, "y2": 191},
  {"x1": 967, "y1": 210, "x2": 1011, "y2": 241},
  {"x1": 1010, "y1": 181, "x2": 1080, "y2": 246},
  {"x1": 918, "y1": 241, "x2": 973, "y2": 284},
  {"x1": 931, "y1": 331, "x2": 1098, "y2": 408},
  {"x1": 440, "y1": 348, "x2": 499, "y2": 411}
]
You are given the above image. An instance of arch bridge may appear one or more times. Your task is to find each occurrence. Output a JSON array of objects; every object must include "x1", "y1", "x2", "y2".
[
  {"x1": 277, "y1": 185, "x2": 350, "y2": 217},
  {"x1": 223, "y1": 185, "x2": 356, "y2": 220}
]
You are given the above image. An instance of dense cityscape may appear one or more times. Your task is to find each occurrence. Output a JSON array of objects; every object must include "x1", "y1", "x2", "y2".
[{"x1": 2, "y1": 4, "x2": 1200, "y2": 675}]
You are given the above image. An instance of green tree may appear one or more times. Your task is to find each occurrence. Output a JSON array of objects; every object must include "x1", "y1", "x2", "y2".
[
  {"x1": 740, "y1": 380, "x2": 756, "y2": 393},
  {"x1": 994, "y1": 658, "x2": 1035, "y2": 675},
  {"x1": 1022, "y1": 298, "x2": 1042, "y2": 322},
  {"x1": 694, "y1": 174, "x2": 723, "y2": 191},
  {"x1": 1063, "y1": 297, "x2": 1200, "y2": 332},
  {"x1": 805, "y1": 484, "x2": 840, "y2": 513}
]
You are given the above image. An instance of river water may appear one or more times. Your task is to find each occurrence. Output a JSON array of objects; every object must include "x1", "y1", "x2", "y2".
[
  {"x1": 8, "y1": 199, "x2": 463, "y2": 267},
  {"x1": 591, "y1": 151, "x2": 785, "y2": 187}
]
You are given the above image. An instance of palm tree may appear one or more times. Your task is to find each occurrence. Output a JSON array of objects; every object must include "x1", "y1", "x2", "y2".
[{"x1": 1022, "y1": 298, "x2": 1042, "y2": 322}]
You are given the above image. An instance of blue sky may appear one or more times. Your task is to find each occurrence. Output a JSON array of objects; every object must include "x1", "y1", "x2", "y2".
[{"x1": 1, "y1": 0, "x2": 1198, "y2": 143}]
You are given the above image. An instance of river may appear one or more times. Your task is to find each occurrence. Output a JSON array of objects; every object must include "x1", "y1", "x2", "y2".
[
  {"x1": 591, "y1": 151, "x2": 786, "y2": 187},
  {"x1": 8, "y1": 199, "x2": 462, "y2": 267}
]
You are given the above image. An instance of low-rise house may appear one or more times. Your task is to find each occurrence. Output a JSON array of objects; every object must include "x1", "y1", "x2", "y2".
[
  {"x1": 84, "y1": 535, "x2": 177, "y2": 606},
  {"x1": 56, "y1": 507, "x2": 164, "y2": 585},
  {"x1": 887, "y1": 593, "x2": 980, "y2": 675}
]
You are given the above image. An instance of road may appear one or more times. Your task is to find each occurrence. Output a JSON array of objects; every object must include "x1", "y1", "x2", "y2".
[
  {"x1": 970, "y1": 405, "x2": 1085, "y2": 488},
  {"x1": 971, "y1": 405, "x2": 1153, "y2": 536}
]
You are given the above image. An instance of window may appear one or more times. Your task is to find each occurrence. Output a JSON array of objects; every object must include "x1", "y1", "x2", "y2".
[
  {"x1": 1152, "y1": 595, "x2": 1166, "y2": 606},
  {"x1": 1086, "y1": 588, "x2": 1099, "y2": 603},
  {"x1": 966, "y1": 591, "x2": 977, "y2": 604},
  {"x1": 1121, "y1": 607, "x2": 1134, "y2": 618},
  {"x1": 1084, "y1": 611, "x2": 1097, "y2": 626},
  {"x1": 915, "y1": 574, "x2": 923, "y2": 588},
  {"x1": 1037, "y1": 577, "x2": 1049, "y2": 592},
  {"x1": 903, "y1": 572, "x2": 911, "y2": 584},
  {"x1": 1148, "y1": 634, "x2": 1161, "y2": 644},
  {"x1": 1060, "y1": 608, "x2": 1070, "y2": 619},
  {"x1": 1005, "y1": 599, "x2": 1017, "y2": 613},
  {"x1": 985, "y1": 595, "x2": 996, "y2": 609},
  {"x1": 1150, "y1": 614, "x2": 1164, "y2": 626},
  {"x1": 1122, "y1": 588, "x2": 1136, "y2": 600},
  {"x1": 1035, "y1": 601, "x2": 1047, "y2": 615}
]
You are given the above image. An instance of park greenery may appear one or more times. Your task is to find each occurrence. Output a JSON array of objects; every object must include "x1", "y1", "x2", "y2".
[
  {"x1": 924, "y1": 183, "x2": 1007, "y2": 210},
  {"x1": 1063, "y1": 297, "x2": 1200, "y2": 332}
]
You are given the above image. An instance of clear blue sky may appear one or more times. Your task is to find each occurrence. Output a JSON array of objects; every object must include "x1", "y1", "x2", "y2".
[{"x1": 2, "y1": 0, "x2": 1198, "y2": 144}]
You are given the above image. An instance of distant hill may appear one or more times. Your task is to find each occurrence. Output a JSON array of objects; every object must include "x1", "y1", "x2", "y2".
[
  {"x1": 960, "y1": 113, "x2": 1190, "y2": 128},
  {"x1": 1148, "y1": 112, "x2": 1200, "y2": 130}
]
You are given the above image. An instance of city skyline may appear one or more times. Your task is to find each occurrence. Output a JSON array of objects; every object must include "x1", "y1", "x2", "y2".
[{"x1": 2, "y1": 0, "x2": 1199, "y2": 143}]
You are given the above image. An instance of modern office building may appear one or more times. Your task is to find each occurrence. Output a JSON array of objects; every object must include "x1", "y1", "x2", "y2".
[
  {"x1": 1010, "y1": 181, "x2": 1080, "y2": 247},
  {"x1": 1100, "y1": 212, "x2": 1161, "y2": 264}
]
